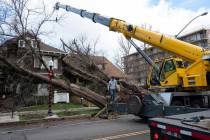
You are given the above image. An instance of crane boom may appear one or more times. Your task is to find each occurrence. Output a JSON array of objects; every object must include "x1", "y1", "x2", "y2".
[
  {"x1": 55, "y1": 2, "x2": 203, "y2": 62},
  {"x1": 55, "y1": 2, "x2": 111, "y2": 27}
]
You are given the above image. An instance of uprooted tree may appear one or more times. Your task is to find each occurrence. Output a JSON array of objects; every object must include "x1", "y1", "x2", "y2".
[
  {"x1": 0, "y1": 0, "x2": 146, "y2": 113},
  {"x1": 60, "y1": 37, "x2": 147, "y2": 103}
]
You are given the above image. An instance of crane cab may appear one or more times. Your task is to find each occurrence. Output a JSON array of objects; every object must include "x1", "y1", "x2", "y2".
[{"x1": 147, "y1": 57, "x2": 186, "y2": 90}]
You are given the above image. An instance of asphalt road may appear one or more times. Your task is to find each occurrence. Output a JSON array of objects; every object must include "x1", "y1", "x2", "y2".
[{"x1": 0, "y1": 115, "x2": 150, "y2": 140}]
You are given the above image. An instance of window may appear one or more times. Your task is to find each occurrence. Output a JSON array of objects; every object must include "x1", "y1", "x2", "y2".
[
  {"x1": 18, "y1": 40, "x2": 25, "y2": 48},
  {"x1": 41, "y1": 56, "x2": 52, "y2": 69},
  {"x1": 153, "y1": 48, "x2": 158, "y2": 54},
  {"x1": 34, "y1": 57, "x2": 40, "y2": 68},
  {"x1": 53, "y1": 58, "x2": 58, "y2": 69},
  {"x1": 196, "y1": 34, "x2": 201, "y2": 40},
  {"x1": 200, "y1": 32, "x2": 205, "y2": 39},
  {"x1": 31, "y1": 39, "x2": 37, "y2": 48},
  {"x1": 200, "y1": 42, "x2": 207, "y2": 48},
  {"x1": 176, "y1": 61, "x2": 184, "y2": 68},
  {"x1": 160, "y1": 60, "x2": 176, "y2": 82},
  {"x1": 97, "y1": 64, "x2": 103, "y2": 70},
  {"x1": 190, "y1": 34, "x2": 196, "y2": 41},
  {"x1": 41, "y1": 56, "x2": 58, "y2": 70},
  {"x1": 163, "y1": 60, "x2": 175, "y2": 72}
]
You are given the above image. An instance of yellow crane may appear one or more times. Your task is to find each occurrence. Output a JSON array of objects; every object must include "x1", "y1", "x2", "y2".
[{"x1": 55, "y1": 3, "x2": 210, "y2": 107}]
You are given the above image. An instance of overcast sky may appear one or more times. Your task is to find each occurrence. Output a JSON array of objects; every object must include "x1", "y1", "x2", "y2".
[{"x1": 31, "y1": 0, "x2": 210, "y2": 62}]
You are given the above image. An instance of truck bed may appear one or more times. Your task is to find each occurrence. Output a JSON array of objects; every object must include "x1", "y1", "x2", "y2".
[{"x1": 149, "y1": 110, "x2": 210, "y2": 140}]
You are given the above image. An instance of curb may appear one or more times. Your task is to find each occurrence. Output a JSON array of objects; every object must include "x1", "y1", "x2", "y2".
[
  {"x1": 19, "y1": 108, "x2": 99, "y2": 115},
  {"x1": 0, "y1": 114, "x2": 93, "y2": 127}
]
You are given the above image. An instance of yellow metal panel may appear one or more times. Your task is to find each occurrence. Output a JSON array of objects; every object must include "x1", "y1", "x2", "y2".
[{"x1": 160, "y1": 72, "x2": 179, "y2": 86}]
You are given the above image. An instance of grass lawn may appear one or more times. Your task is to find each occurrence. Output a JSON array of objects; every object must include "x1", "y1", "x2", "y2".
[
  {"x1": 19, "y1": 114, "x2": 46, "y2": 121},
  {"x1": 18, "y1": 103, "x2": 83, "y2": 112}
]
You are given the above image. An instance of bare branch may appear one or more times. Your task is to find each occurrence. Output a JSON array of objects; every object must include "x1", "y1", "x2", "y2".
[{"x1": 114, "y1": 35, "x2": 131, "y2": 71}]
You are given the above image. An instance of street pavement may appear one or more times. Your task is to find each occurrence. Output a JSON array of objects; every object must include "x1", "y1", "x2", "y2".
[{"x1": 0, "y1": 115, "x2": 150, "y2": 140}]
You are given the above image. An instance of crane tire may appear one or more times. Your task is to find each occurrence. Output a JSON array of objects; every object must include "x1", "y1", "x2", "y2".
[{"x1": 128, "y1": 95, "x2": 142, "y2": 115}]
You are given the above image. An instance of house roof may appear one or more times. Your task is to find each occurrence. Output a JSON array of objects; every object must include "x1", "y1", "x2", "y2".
[
  {"x1": 91, "y1": 56, "x2": 125, "y2": 79},
  {"x1": 37, "y1": 42, "x2": 66, "y2": 54},
  {"x1": 0, "y1": 34, "x2": 66, "y2": 55},
  {"x1": 64, "y1": 54, "x2": 126, "y2": 79}
]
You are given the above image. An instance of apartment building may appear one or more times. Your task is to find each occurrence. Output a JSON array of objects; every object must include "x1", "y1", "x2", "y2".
[{"x1": 178, "y1": 27, "x2": 210, "y2": 48}]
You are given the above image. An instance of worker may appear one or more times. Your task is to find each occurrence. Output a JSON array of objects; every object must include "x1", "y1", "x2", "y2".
[{"x1": 108, "y1": 76, "x2": 117, "y2": 103}]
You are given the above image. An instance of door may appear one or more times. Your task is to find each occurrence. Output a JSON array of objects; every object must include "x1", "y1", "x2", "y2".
[{"x1": 160, "y1": 59, "x2": 176, "y2": 82}]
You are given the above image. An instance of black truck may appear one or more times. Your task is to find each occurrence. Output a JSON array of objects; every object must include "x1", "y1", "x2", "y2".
[{"x1": 149, "y1": 110, "x2": 210, "y2": 140}]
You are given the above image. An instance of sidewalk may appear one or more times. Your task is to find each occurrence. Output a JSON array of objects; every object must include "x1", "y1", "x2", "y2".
[
  {"x1": 0, "y1": 107, "x2": 99, "y2": 125},
  {"x1": 0, "y1": 115, "x2": 19, "y2": 123}
]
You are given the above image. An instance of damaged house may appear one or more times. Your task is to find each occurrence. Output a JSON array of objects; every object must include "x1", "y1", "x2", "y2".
[{"x1": 0, "y1": 34, "x2": 66, "y2": 106}]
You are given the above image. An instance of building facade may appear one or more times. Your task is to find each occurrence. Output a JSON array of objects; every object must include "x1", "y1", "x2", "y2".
[
  {"x1": 124, "y1": 27, "x2": 210, "y2": 86},
  {"x1": 178, "y1": 27, "x2": 210, "y2": 49}
]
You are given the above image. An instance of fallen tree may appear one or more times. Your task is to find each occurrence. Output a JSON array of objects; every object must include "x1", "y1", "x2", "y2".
[
  {"x1": 60, "y1": 38, "x2": 147, "y2": 101},
  {"x1": 0, "y1": 55, "x2": 106, "y2": 108},
  {"x1": 61, "y1": 38, "x2": 147, "y2": 92}
]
